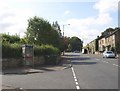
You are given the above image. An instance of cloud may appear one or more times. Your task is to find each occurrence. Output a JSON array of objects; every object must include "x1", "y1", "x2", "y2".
[
  {"x1": 64, "y1": 10, "x2": 71, "y2": 15},
  {"x1": 94, "y1": 0, "x2": 118, "y2": 24},
  {"x1": 0, "y1": 0, "x2": 118, "y2": 44},
  {"x1": 0, "y1": 0, "x2": 34, "y2": 37},
  {"x1": 64, "y1": 0, "x2": 118, "y2": 46},
  {"x1": 96, "y1": 13, "x2": 112, "y2": 25},
  {"x1": 94, "y1": 0, "x2": 118, "y2": 14},
  {"x1": 64, "y1": 22, "x2": 101, "y2": 45}
]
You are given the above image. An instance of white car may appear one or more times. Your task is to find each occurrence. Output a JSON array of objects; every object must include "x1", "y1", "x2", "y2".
[{"x1": 103, "y1": 51, "x2": 115, "y2": 58}]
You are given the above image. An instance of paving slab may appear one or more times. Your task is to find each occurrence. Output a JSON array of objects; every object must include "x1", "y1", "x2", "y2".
[{"x1": 2, "y1": 58, "x2": 71, "y2": 74}]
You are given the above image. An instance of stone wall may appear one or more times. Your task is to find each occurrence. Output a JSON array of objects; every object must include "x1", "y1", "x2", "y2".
[
  {"x1": 2, "y1": 55, "x2": 61, "y2": 70},
  {"x1": 34, "y1": 56, "x2": 45, "y2": 65},
  {"x1": 2, "y1": 58, "x2": 23, "y2": 70}
]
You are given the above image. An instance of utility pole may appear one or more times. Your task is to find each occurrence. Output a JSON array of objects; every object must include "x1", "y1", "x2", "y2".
[{"x1": 63, "y1": 24, "x2": 70, "y2": 55}]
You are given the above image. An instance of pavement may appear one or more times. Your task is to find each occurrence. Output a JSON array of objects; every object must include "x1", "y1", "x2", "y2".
[
  {"x1": 2, "y1": 56, "x2": 72, "y2": 90},
  {"x1": 2, "y1": 53, "x2": 119, "y2": 90},
  {"x1": 2, "y1": 56, "x2": 72, "y2": 75}
]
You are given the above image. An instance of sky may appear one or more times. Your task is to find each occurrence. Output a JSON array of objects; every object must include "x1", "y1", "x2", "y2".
[{"x1": 0, "y1": 0, "x2": 119, "y2": 46}]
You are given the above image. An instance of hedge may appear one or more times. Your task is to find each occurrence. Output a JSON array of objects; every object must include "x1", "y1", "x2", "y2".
[
  {"x1": 2, "y1": 43, "x2": 60, "y2": 58},
  {"x1": 2, "y1": 43, "x2": 22, "y2": 58},
  {"x1": 34, "y1": 44, "x2": 60, "y2": 56}
]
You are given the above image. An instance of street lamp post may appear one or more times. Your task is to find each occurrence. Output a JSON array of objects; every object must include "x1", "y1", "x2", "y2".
[
  {"x1": 33, "y1": 37, "x2": 37, "y2": 68},
  {"x1": 63, "y1": 24, "x2": 70, "y2": 55}
]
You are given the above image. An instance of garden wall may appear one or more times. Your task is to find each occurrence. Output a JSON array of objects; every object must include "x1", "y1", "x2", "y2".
[{"x1": 2, "y1": 55, "x2": 61, "y2": 70}]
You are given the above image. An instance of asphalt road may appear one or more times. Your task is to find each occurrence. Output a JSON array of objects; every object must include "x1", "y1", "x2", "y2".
[
  {"x1": 2, "y1": 52, "x2": 118, "y2": 90},
  {"x1": 69, "y1": 53, "x2": 118, "y2": 89}
]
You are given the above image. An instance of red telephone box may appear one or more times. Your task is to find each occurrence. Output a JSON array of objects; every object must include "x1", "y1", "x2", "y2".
[{"x1": 22, "y1": 44, "x2": 34, "y2": 66}]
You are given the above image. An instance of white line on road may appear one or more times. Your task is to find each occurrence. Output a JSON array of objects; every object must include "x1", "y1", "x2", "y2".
[
  {"x1": 74, "y1": 76, "x2": 76, "y2": 79},
  {"x1": 71, "y1": 67, "x2": 80, "y2": 90},
  {"x1": 76, "y1": 86, "x2": 80, "y2": 89},
  {"x1": 75, "y1": 78, "x2": 77, "y2": 82},
  {"x1": 112, "y1": 64, "x2": 118, "y2": 67},
  {"x1": 101, "y1": 60, "x2": 119, "y2": 67},
  {"x1": 102, "y1": 61, "x2": 119, "y2": 67},
  {"x1": 94, "y1": 59, "x2": 119, "y2": 68},
  {"x1": 20, "y1": 88, "x2": 26, "y2": 91},
  {"x1": 76, "y1": 82, "x2": 78, "y2": 85},
  {"x1": 103, "y1": 61, "x2": 109, "y2": 63}
]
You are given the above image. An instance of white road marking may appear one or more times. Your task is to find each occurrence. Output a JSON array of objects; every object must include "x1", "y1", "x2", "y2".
[
  {"x1": 101, "y1": 60, "x2": 119, "y2": 67},
  {"x1": 20, "y1": 88, "x2": 26, "y2": 91},
  {"x1": 71, "y1": 67, "x2": 80, "y2": 89},
  {"x1": 96, "y1": 58, "x2": 119, "y2": 68},
  {"x1": 96, "y1": 59, "x2": 119, "y2": 68},
  {"x1": 113, "y1": 64, "x2": 118, "y2": 66},
  {"x1": 74, "y1": 76, "x2": 76, "y2": 79},
  {"x1": 75, "y1": 78, "x2": 77, "y2": 82},
  {"x1": 73, "y1": 74, "x2": 76, "y2": 77},
  {"x1": 76, "y1": 82, "x2": 78, "y2": 85},
  {"x1": 72, "y1": 67, "x2": 75, "y2": 75},
  {"x1": 112, "y1": 64, "x2": 119, "y2": 67},
  {"x1": 102, "y1": 61, "x2": 119, "y2": 67},
  {"x1": 76, "y1": 86, "x2": 80, "y2": 89}
]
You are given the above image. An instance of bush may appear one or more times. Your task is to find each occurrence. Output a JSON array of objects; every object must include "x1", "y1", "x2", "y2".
[
  {"x1": 44, "y1": 55, "x2": 57, "y2": 65},
  {"x1": 34, "y1": 44, "x2": 60, "y2": 56},
  {"x1": 2, "y1": 42, "x2": 22, "y2": 58},
  {"x1": 2, "y1": 43, "x2": 60, "y2": 65},
  {"x1": 34, "y1": 44, "x2": 60, "y2": 65}
]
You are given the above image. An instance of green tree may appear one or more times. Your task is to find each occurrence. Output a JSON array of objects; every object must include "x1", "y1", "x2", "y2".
[
  {"x1": 26, "y1": 16, "x2": 52, "y2": 45},
  {"x1": 20, "y1": 38, "x2": 29, "y2": 44},
  {"x1": 51, "y1": 21, "x2": 64, "y2": 50},
  {"x1": 63, "y1": 36, "x2": 70, "y2": 51},
  {"x1": 110, "y1": 47, "x2": 115, "y2": 52},
  {"x1": 26, "y1": 16, "x2": 63, "y2": 51},
  {"x1": 69, "y1": 36, "x2": 83, "y2": 52},
  {"x1": 52, "y1": 21, "x2": 62, "y2": 37},
  {"x1": 101, "y1": 28, "x2": 115, "y2": 37}
]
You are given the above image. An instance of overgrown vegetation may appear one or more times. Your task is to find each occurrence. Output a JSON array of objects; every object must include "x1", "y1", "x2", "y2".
[
  {"x1": 26, "y1": 16, "x2": 63, "y2": 51},
  {"x1": 34, "y1": 44, "x2": 60, "y2": 56},
  {"x1": 1, "y1": 33, "x2": 20, "y2": 44},
  {"x1": 2, "y1": 42, "x2": 60, "y2": 58},
  {"x1": 1, "y1": 16, "x2": 82, "y2": 59},
  {"x1": 2, "y1": 42, "x2": 22, "y2": 58},
  {"x1": 1, "y1": 16, "x2": 62, "y2": 59}
]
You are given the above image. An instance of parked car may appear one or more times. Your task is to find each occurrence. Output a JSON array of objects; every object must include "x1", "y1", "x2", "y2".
[{"x1": 103, "y1": 51, "x2": 115, "y2": 58}]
